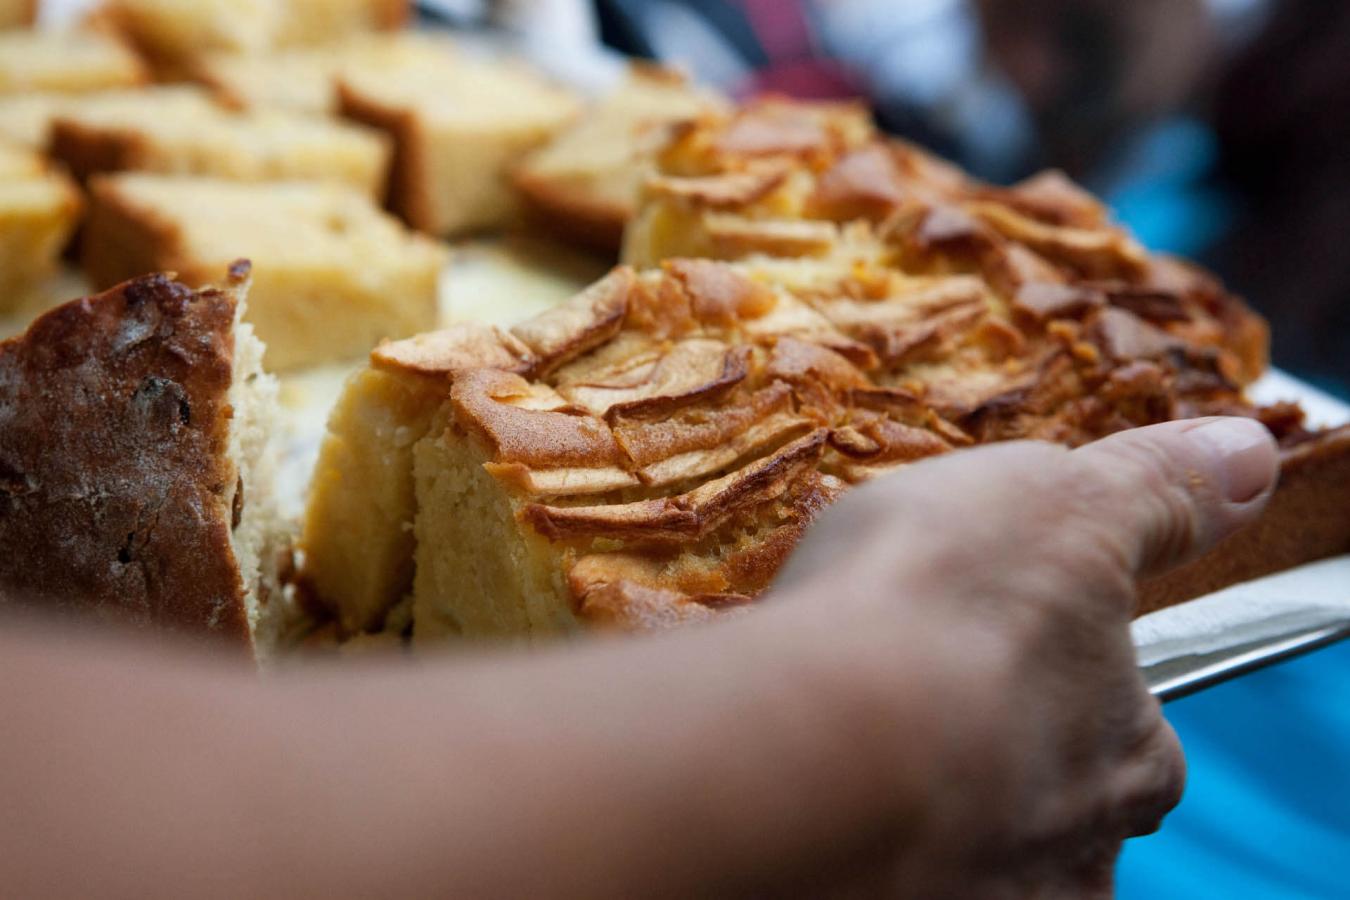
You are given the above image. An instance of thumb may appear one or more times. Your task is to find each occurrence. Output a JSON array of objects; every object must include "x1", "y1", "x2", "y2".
[
  {"x1": 777, "y1": 417, "x2": 1278, "y2": 603},
  {"x1": 1071, "y1": 416, "x2": 1278, "y2": 579}
]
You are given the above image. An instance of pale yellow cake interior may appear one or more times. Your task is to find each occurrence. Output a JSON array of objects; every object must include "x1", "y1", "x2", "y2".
[
  {"x1": 0, "y1": 143, "x2": 81, "y2": 307},
  {"x1": 54, "y1": 86, "x2": 390, "y2": 197},
  {"x1": 300, "y1": 365, "x2": 447, "y2": 634},
  {"x1": 410, "y1": 413, "x2": 574, "y2": 643},
  {"x1": 341, "y1": 51, "x2": 581, "y2": 234}
]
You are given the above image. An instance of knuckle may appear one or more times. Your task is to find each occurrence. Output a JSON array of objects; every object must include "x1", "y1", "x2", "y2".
[
  {"x1": 1119, "y1": 720, "x2": 1187, "y2": 837},
  {"x1": 1065, "y1": 440, "x2": 1206, "y2": 577}
]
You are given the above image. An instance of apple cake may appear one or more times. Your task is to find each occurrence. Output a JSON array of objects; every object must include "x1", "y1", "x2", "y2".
[
  {"x1": 48, "y1": 86, "x2": 391, "y2": 198},
  {"x1": 624, "y1": 99, "x2": 1270, "y2": 383},
  {"x1": 83, "y1": 173, "x2": 447, "y2": 371},
  {"x1": 338, "y1": 49, "x2": 582, "y2": 236},
  {"x1": 621, "y1": 97, "x2": 878, "y2": 267},
  {"x1": 513, "y1": 67, "x2": 727, "y2": 253},
  {"x1": 300, "y1": 252, "x2": 1350, "y2": 641},
  {"x1": 0, "y1": 142, "x2": 82, "y2": 306},
  {"x1": 0, "y1": 265, "x2": 306, "y2": 659}
]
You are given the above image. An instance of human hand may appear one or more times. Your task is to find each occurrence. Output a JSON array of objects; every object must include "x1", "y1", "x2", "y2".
[
  {"x1": 770, "y1": 416, "x2": 1277, "y2": 898},
  {"x1": 0, "y1": 417, "x2": 1277, "y2": 900}
]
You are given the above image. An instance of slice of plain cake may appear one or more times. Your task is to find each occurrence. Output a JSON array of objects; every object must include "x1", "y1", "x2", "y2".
[
  {"x1": 49, "y1": 86, "x2": 390, "y2": 198},
  {"x1": 339, "y1": 50, "x2": 582, "y2": 235},
  {"x1": 0, "y1": 29, "x2": 147, "y2": 94},
  {"x1": 107, "y1": 0, "x2": 408, "y2": 76},
  {"x1": 195, "y1": 33, "x2": 457, "y2": 115},
  {"x1": 0, "y1": 265, "x2": 305, "y2": 659},
  {"x1": 514, "y1": 67, "x2": 726, "y2": 252},
  {"x1": 0, "y1": 143, "x2": 82, "y2": 306},
  {"x1": 83, "y1": 173, "x2": 446, "y2": 370},
  {"x1": 299, "y1": 321, "x2": 540, "y2": 635}
]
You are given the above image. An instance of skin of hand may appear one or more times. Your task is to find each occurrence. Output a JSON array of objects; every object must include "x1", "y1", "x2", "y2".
[{"x1": 0, "y1": 416, "x2": 1276, "y2": 899}]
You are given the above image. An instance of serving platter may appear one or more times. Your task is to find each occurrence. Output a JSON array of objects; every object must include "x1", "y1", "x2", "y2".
[{"x1": 1138, "y1": 372, "x2": 1350, "y2": 700}]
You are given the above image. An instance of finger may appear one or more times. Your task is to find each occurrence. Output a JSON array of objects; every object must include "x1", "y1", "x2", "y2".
[
  {"x1": 1112, "y1": 715, "x2": 1187, "y2": 838},
  {"x1": 1071, "y1": 416, "x2": 1278, "y2": 579}
]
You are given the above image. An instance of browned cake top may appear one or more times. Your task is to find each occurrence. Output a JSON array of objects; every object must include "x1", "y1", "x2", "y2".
[
  {"x1": 374, "y1": 250, "x2": 1311, "y2": 630},
  {"x1": 0, "y1": 271, "x2": 249, "y2": 644},
  {"x1": 635, "y1": 98, "x2": 1269, "y2": 385}
]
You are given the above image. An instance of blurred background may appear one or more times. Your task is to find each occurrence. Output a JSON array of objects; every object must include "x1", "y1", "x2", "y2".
[{"x1": 435, "y1": 0, "x2": 1350, "y2": 895}]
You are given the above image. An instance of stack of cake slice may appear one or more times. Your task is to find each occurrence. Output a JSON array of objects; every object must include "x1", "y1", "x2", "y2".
[
  {"x1": 48, "y1": 85, "x2": 390, "y2": 198},
  {"x1": 83, "y1": 173, "x2": 446, "y2": 370},
  {"x1": 0, "y1": 27, "x2": 149, "y2": 149}
]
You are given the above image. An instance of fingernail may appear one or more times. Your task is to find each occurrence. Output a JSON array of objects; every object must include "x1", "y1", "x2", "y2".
[{"x1": 1184, "y1": 418, "x2": 1277, "y2": 503}]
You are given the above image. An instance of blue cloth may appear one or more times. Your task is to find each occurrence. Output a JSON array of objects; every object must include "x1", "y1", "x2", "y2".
[{"x1": 1118, "y1": 641, "x2": 1350, "y2": 898}]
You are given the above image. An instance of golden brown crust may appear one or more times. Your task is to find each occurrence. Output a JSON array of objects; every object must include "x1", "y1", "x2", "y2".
[
  {"x1": 336, "y1": 77, "x2": 425, "y2": 228},
  {"x1": 377, "y1": 249, "x2": 1333, "y2": 630},
  {"x1": 510, "y1": 268, "x2": 633, "y2": 375},
  {"x1": 510, "y1": 65, "x2": 724, "y2": 253},
  {"x1": 81, "y1": 174, "x2": 189, "y2": 289},
  {"x1": 49, "y1": 117, "x2": 149, "y2": 185},
  {"x1": 512, "y1": 166, "x2": 631, "y2": 254},
  {"x1": 630, "y1": 102, "x2": 1270, "y2": 392},
  {"x1": 372, "y1": 0, "x2": 410, "y2": 29},
  {"x1": 0, "y1": 271, "x2": 251, "y2": 646},
  {"x1": 371, "y1": 321, "x2": 536, "y2": 376},
  {"x1": 1138, "y1": 427, "x2": 1350, "y2": 614}
]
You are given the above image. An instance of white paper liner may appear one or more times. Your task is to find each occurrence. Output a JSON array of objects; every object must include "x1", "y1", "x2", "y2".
[{"x1": 1134, "y1": 370, "x2": 1350, "y2": 688}]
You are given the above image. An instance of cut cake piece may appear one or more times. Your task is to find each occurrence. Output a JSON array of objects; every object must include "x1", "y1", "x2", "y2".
[
  {"x1": 83, "y1": 173, "x2": 446, "y2": 371},
  {"x1": 0, "y1": 142, "x2": 82, "y2": 306},
  {"x1": 338, "y1": 49, "x2": 582, "y2": 236},
  {"x1": 0, "y1": 28, "x2": 147, "y2": 94},
  {"x1": 106, "y1": 0, "x2": 408, "y2": 77},
  {"x1": 0, "y1": 265, "x2": 305, "y2": 659},
  {"x1": 49, "y1": 85, "x2": 390, "y2": 198},
  {"x1": 622, "y1": 97, "x2": 1270, "y2": 388},
  {"x1": 301, "y1": 257, "x2": 1350, "y2": 643},
  {"x1": 194, "y1": 32, "x2": 457, "y2": 115},
  {"x1": 620, "y1": 97, "x2": 876, "y2": 267},
  {"x1": 513, "y1": 66, "x2": 727, "y2": 253}
]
